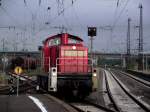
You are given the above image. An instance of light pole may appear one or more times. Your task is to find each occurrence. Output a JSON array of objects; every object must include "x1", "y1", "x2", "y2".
[
  {"x1": 143, "y1": 53, "x2": 145, "y2": 71},
  {"x1": 145, "y1": 54, "x2": 148, "y2": 72},
  {"x1": 120, "y1": 53, "x2": 123, "y2": 69},
  {"x1": 38, "y1": 46, "x2": 43, "y2": 70},
  {"x1": 126, "y1": 18, "x2": 131, "y2": 69},
  {"x1": 90, "y1": 36, "x2": 94, "y2": 60}
]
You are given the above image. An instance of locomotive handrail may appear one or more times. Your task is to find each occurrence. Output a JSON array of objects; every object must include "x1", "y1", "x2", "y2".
[
  {"x1": 56, "y1": 58, "x2": 93, "y2": 73},
  {"x1": 56, "y1": 58, "x2": 93, "y2": 65},
  {"x1": 43, "y1": 57, "x2": 93, "y2": 73}
]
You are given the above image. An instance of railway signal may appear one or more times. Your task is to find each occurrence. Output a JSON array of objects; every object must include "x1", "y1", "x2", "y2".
[
  {"x1": 88, "y1": 27, "x2": 97, "y2": 48},
  {"x1": 88, "y1": 27, "x2": 97, "y2": 37},
  {"x1": 38, "y1": 46, "x2": 42, "y2": 51}
]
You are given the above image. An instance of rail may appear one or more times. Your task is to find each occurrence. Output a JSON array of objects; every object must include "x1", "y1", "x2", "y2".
[
  {"x1": 104, "y1": 71, "x2": 121, "y2": 112},
  {"x1": 113, "y1": 69, "x2": 150, "y2": 87},
  {"x1": 69, "y1": 101, "x2": 116, "y2": 112}
]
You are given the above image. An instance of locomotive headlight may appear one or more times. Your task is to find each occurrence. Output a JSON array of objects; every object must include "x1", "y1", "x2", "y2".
[
  {"x1": 93, "y1": 69, "x2": 97, "y2": 77},
  {"x1": 93, "y1": 73, "x2": 97, "y2": 77},
  {"x1": 72, "y1": 46, "x2": 76, "y2": 50}
]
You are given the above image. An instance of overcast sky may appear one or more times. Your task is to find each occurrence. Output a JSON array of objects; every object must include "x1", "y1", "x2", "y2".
[{"x1": 0, "y1": 0, "x2": 149, "y2": 53}]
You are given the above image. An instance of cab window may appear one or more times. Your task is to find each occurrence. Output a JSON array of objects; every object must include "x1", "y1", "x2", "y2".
[
  {"x1": 48, "y1": 38, "x2": 60, "y2": 46},
  {"x1": 68, "y1": 38, "x2": 81, "y2": 44}
]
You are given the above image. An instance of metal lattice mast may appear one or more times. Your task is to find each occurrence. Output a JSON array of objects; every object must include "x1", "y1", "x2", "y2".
[
  {"x1": 138, "y1": 4, "x2": 144, "y2": 70},
  {"x1": 126, "y1": 18, "x2": 131, "y2": 69},
  {"x1": 139, "y1": 4, "x2": 143, "y2": 53},
  {"x1": 127, "y1": 18, "x2": 131, "y2": 55}
]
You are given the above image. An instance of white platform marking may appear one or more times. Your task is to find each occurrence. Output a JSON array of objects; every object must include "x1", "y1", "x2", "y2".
[{"x1": 28, "y1": 95, "x2": 48, "y2": 112}]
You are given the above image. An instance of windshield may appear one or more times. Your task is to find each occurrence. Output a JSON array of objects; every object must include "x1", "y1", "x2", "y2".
[{"x1": 68, "y1": 38, "x2": 81, "y2": 44}]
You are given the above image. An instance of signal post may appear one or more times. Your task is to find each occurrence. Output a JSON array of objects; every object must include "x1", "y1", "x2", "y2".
[
  {"x1": 88, "y1": 27, "x2": 97, "y2": 90},
  {"x1": 88, "y1": 27, "x2": 97, "y2": 60},
  {"x1": 14, "y1": 66, "x2": 23, "y2": 96}
]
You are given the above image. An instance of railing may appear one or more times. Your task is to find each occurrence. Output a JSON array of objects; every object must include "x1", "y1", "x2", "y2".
[{"x1": 56, "y1": 58, "x2": 93, "y2": 74}]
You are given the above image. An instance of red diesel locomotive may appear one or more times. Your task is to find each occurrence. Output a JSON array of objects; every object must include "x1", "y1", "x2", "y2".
[{"x1": 38, "y1": 33, "x2": 93, "y2": 97}]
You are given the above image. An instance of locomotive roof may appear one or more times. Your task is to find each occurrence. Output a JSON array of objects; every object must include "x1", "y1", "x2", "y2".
[{"x1": 44, "y1": 33, "x2": 83, "y2": 43}]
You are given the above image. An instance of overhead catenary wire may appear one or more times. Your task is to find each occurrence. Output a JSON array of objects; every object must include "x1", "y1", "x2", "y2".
[
  {"x1": 56, "y1": 0, "x2": 65, "y2": 15},
  {"x1": 55, "y1": 0, "x2": 85, "y2": 32},
  {"x1": 71, "y1": 4, "x2": 84, "y2": 29},
  {"x1": 112, "y1": 0, "x2": 130, "y2": 30},
  {"x1": 24, "y1": 0, "x2": 57, "y2": 36},
  {"x1": 113, "y1": 0, "x2": 123, "y2": 23},
  {"x1": 117, "y1": 0, "x2": 120, "y2": 7},
  {"x1": 62, "y1": 15, "x2": 72, "y2": 32},
  {"x1": 34, "y1": 0, "x2": 78, "y2": 35},
  {"x1": 22, "y1": 0, "x2": 51, "y2": 35},
  {"x1": 49, "y1": 0, "x2": 78, "y2": 24},
  {"x1": 24, "y1": 0, "x2": 41, "y2": 6},
  {"x1": 0, "y1": 6, "x2": 24, "y2": 29},
  {"x1": 37, "y1": 0, "x2": 58, "y2": 31},
  {"x1": 0, "y1": 0, "x2": 41, "y2": 51},
  {"x1": 5, "y1": 0, "x2": 36, "y2": 32},
  {"x1": 23, "y1": 0, "x2": 41, "y2": 34}
]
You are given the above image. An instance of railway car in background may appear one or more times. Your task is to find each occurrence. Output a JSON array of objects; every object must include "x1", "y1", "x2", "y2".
[
  {"x1": 7, "y1": 56, "x2": 39, "y2": 72},
  {"x1": 38, "y1": 33, "x2": 93, "y2": 98}
]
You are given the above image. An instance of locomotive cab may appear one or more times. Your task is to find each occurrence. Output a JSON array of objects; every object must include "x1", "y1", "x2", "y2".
[{"x1": 39, "y1": 33, "x2": 93, "y2": 97}]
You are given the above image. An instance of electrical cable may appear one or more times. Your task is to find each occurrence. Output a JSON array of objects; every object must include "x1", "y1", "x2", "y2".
[{"x1": 0, "y1": 6, "x2": 25, "y2": 30}]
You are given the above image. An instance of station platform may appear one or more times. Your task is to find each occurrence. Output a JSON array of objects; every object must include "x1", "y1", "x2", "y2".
[{"x1": 0, "y1": 94, "x2": 77, "y2": 112}]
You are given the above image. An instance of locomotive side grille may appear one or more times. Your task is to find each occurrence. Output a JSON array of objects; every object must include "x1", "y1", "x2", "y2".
[{"x1": 62, "y1": 50, "x2": 87, "y2": 57}]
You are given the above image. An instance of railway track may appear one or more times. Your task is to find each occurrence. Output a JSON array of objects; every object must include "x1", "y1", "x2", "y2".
[
  {"x1": 0, "y1": 86, "x2": 11, "y2": 94},
  {"x1": 0, "y1": 81, "x2": 36, "y2": 95},
  {"x1": 109, "y1": 69, "x2": 150, "y2": 111},
  {"x1": 104, "y1": 69, "x2": 149, "y2": 112},
  {"x1": 64, "y1": 69, "x2": 117, "y2": 112},
  {"x1": 0, "y1": 73, "x2": 40, "y2": 95},
  {"x1": 69, "y1": 101, "x2": 116, "y2": 112},
  {"x1": 2, "y1": 73, "x2": 116, "y2": 112},
  {"x1": 2, "y1": 69, "x2": 150, "y2": 112},
  {"x1": 104, "y1": 71, "x2": 121, "y2": 112},
  {"x1": 126, "y1": 70, "x2": 150, "y2": 82},
  {"x1": 112, "y1": 70, "x2": 150, "y2": 87}
]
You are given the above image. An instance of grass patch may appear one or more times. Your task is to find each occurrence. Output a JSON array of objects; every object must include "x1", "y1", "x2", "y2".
[
  {"x1": 0, "y1": 74, "x2": 8, "y2": 85},
  {"x1": 23, "y1": 68, "x2": 46, "y2": 76}
]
